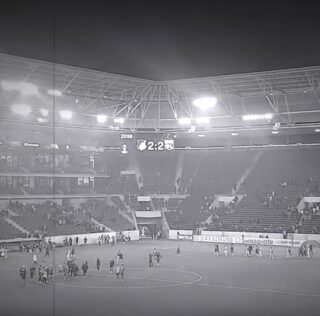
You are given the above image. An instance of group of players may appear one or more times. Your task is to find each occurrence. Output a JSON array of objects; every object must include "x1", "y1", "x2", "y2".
[
  {"x1": 18, "y1": 241, "x2": 315, "y2": 285},
  {"x1": 19, "y1": 247, "x2": 129, "y2": 286},
  {"x1": 19, "y1": 245, "x2": 164, "y2": 286},
  {"x1": 148, "y1": 248, "x2": 164, "y2": 267},
  {"x1": 212, "y1": 243, "x2": 314, "y2": 259}
]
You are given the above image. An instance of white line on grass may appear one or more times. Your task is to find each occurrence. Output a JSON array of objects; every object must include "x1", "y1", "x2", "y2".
[{"x1": 195, "y1": 282, "x2": 320, "y2": 298}]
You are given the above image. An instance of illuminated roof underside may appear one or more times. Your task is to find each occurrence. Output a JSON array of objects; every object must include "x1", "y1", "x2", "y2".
[{"x1": 0, "y1": 53, "x2": 320, "y2": 133}]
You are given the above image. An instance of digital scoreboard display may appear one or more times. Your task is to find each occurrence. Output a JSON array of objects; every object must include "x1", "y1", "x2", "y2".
[
  {"x1": 119, "y1": 133, "x2": 174, "y2": 154},
  {"x1": 136, "y1": 139, "x2": 174, "y2": 152}
]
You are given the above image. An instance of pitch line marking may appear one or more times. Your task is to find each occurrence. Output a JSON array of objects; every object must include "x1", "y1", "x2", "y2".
[
  {"x1": 54, "y1": 267, "x2": 202, "y2": 290},
  {"x1": 195, "y1": 282, "x2": 320, "y2": 298}
]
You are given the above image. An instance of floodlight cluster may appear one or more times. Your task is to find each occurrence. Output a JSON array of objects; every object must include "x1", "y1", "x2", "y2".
[
  {"x1": 11, "y1": 104, "x2": 32, "y2": 116},
  {"x1": 59, "y1": 110, "x2": 73, "y2": 120},
  {"x1": 193, "y1": 96, "x2": 217, "y2": 110},
  {"x1": 1, "y1": 80, "x2": 39, "y2": 96},
  {"x1": 96, "y1": 114, "x2": 107, "y2": 123},
  {"x1": 113, "y1": 117, "x2": 125, "y2": 124},
  {"x1": 47, "y1": 89, "x2": 63, "y2": 97},
  {"x1": 242, "y1": 113, "x2": 273, "y2": 121}
]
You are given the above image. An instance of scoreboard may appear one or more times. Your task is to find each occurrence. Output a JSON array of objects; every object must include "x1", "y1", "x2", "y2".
[
  {"x1": 136, "y1": 139, "x2": 174, "y2": 152},
  {"x1": 119, "y1": 133, "x2": 174, "y2": 154}
]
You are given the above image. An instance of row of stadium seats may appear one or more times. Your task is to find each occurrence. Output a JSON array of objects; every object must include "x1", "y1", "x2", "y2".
[
  {"x1": 0, "y1": 218, "x2": 25, "y2": 239},
  {"x1": 164, "y1": 148, "x2": 320, "y2": 234}
]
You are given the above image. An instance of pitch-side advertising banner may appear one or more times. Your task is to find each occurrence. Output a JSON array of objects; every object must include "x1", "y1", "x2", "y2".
[{"x1": 193, "y1": 235, "x2": 304, "y2": 247}]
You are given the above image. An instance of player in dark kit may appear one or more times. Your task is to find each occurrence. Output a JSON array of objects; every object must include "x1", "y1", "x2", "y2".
[
  {"x1": 82, "y1": 261, "x2": 88, "y2": 276},
  {"x1": 109, "y1": 259, "x2": 115, "y2": 273},
  {"x1": 30, "y1": 264, "x2": 36, "y2": 281},
  {"x1": 298, "y1": 246, "x2": 304, "y2": 258},
  {"x1": 309, "y1": 244, "x2": 313, "y2": 255},
  {"x1": 155, "y1": 251, "x2": 162, "y2": 266},
  {"x1": 214, "y1": 244, "x2": 219, "y2": 256},
  {"x1": 49, "y1": 265, "x2": 54, "y2": 282},
  {"x1": 19, "y1": 265, "x2": 27, "y2": 286},
  {"x1": 230, "y1": 244, "x2": 234, "y2": 256},
  {"x1": 96, "y1": 257, "x2": 101, "y2": 272},
  {"x1": 120, "y1": 263, "x2": 125, "y2": 281},
  {"x1": 177, "y1": 245, "x2": 181, "y2": 255},
  {"x1": 45, "y1": 245, "x2": 50, "y2": 257},
  {"x1": 72, "y1": 262, "x2": 79, "y2": 277},
  {"x1": 149, "y1": 253, "x2": 153, "y2": 267}
]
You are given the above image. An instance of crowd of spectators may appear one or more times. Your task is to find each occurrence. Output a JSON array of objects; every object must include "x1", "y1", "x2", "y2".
[{"x1": 7, "y1": 200, "x2": 102, "y2": 238}]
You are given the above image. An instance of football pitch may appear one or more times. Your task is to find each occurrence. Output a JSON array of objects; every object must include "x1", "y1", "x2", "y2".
[{"x1": 1, "y1": 240, "x2": 320, "y2": 316}]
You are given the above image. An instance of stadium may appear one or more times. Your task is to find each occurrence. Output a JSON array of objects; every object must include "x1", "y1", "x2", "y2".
[
  {"x1": 1, "y1": 52, "x2": 320, "y2": 315},
  {"x1": 1, "y1": 2, "x2": 320, "y2": 315}
]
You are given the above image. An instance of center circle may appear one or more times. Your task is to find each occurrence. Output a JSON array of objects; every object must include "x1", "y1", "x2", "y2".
[{"x1": 54, "y1": 267, "x2": 202, "y2": 290}]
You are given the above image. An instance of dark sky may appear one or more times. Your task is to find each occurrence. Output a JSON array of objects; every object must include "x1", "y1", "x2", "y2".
[{"x1": 0, "y1": 0, "x2": 320, "y2": 80}]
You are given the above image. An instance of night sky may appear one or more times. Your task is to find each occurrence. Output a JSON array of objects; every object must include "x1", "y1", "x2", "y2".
[{"x1": 0, "y1": 0, "x2": 319, "y2": 80}]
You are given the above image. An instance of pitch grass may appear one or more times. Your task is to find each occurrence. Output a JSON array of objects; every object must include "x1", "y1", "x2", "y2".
[{"x1": 1, "y1": 240, "x2": 320, "y2": 316}]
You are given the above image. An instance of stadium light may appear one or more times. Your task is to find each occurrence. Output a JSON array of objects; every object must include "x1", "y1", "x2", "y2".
[
  {"x1": 47, "y1": 89, "x2": 62, "y2": 97},
  {"x1": 196, "y1": 116, "x2": 210, "y2": 124},
  {"x1": 242, "y1": 113, "x2": 274, "y2": 121},
  {"x1": 37, "y1": 117, "x2": 47, "y2": 123},
  {"x1": 198, "y1": 134, "x2": 206, "y2": 137},
  {"x1": 40, "y1": 108, "x2": 49, "y2": 117},
  {"x1": 231, "y1": 132, "x2": 239, "y2": 136},
  {"x1": 11, "y1": 104, "x2": 32, "y2": 116},
  {"x1": 315, "y1": 129, "x2": 320, "y2": 132},
  {"x1": 272, "y1": 130, "x2": 279, "y2": 134},
  {"x1": 59, "y1": 110, "x2": 73, "y2": 120},
  {"x1": 193, "y1": 96, "x2": 217, "y2": 110},
  {"x1": 178, "y1": 117, "x2": 191, "y2": 125},
  {"x1": 96, "y1": 114, "x2": 107, "y2": 123},
  {"x1": 188, "y1": 125, "x2": 196, "y2": 132},
  {"x1": 1, "y1": 80, "x2": 39, "y2": 96},
  {"x1": 113, "y1": 117, "x2": 125, "y2": 124}
]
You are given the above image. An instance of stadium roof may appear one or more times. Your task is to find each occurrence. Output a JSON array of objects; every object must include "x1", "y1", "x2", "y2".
[{"x1": 1, "y1": 53, "x2": 320, "y2": 134}]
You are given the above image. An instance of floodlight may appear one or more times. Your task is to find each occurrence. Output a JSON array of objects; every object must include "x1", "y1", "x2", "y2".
[
  {"x1": 315, "y1": 129, "x2": 320, "y2": 133},
  {"x1": 47, "y1": 89, "x2": 62, "y2": 96},
  {"x1": 193, "y1": 96, "x2": 217, "y2": 110},
  {"x1": 196, "y1": 116, "x2": 210, "y2": 124},
  {"x1": 37, "y1": 117, "x2": 48, "y2": 123},
  {"x1": 59, "y1": 110, "x2": 73, "y2": 120},
  {"x1": 178, "y1": 117, "x2": 191, "y2": 125},
  {"x1": 197, "y1": 134, "x2": 206, "y2": 138},
  {"x1": 114, "y1": 117, "x2": 125, "y2": 124},
  {"x1": 189, "y1": 125, "x2": 196, "y2": 132},
  {"x1": 231, "y1": 132, "x2": 239, "y2": 136},
  {"x1": 11, "y1": 104, "x2": 32, "y2": 116},
  {"x1": 1, "y1": 80, "x2": 39, "y2": 96},
  {"x1": 272, "y1": 130, "x2": 279, "y2": 134},
  {"x1": 96, "y1": 114, "x2": 107, "y2": 123},
  {"x1": 242, "y1": 113, "x2": 273, "y2": 121},
  {"x1": 40, "y1": 108, "x2": 49, "y2": 117}
]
